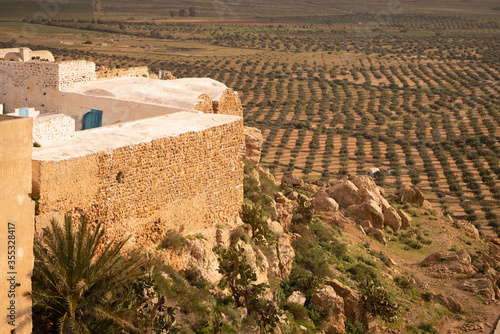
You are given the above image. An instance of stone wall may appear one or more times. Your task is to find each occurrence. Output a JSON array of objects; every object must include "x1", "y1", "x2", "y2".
[
  {"x1": 33, "y1": 114, "x2": 75, "y2": 146},
  {"x1": 0, "y1": 115, "x2": 34, "y2": 334},
  {"x1": 58, "y1": 60, "x2": 96, "y2": 88},
  {"x1": 0, "y1": 61, "x2": 59, "y2": 89},
  {"x1": 194, "y1": 88, "x2": 243, "y2": 117},
  {"x1": 33, "y1": 117, "x2": 244, "y2": 249},
  {"x1": 96, "y1": 66, "x2": 149, "y2": 80}
]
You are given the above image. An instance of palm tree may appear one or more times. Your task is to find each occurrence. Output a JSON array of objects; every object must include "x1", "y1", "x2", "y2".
[{"x1": 31, "y1": 216, "x2": 145, "y2": 334}]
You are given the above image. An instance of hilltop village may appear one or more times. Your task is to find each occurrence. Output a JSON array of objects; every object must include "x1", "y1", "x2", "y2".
[{"x1": 0, "y1": 48, "x2": 500, "y2": 334}]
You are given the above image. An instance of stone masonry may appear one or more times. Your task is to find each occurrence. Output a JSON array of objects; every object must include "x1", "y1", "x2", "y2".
[{"x1": 32, "y1": 112, "x2": 244, "y2": 249}]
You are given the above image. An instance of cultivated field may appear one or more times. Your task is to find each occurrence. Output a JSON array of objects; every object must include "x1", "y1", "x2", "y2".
[{"x1": 1, "y1": 12, "x2": 499, "y2": 236}]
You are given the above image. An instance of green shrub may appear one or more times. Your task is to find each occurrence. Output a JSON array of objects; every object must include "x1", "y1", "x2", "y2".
[
  {"x1": 361, "y1": 281, "x2": 399, "y2": 321},
  {"x1": 418, "y1": 322, "x2": 439, "y2": 333},
  {"x1": 394, "y1": 275, "x2": 415, "y2": 291},
  {"x1": 346, "y1": 321, "x2": 366, "y2": 334},
  {"x1": 283, "y1": 302, "x2": 310, "y2": 321},
  {"x1": 158, "y1": 229, "x2": 188, "y2": 251},
  {"x1": 347, "y1": 263, "x2": 379, "y2": 284}
]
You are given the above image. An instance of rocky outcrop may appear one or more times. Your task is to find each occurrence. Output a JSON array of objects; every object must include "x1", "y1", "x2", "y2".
[
  {"x1": 189, "y1": 239, "x2": 222, "y2": 284},
  {"x1": 325, "y1": 176, "x2": 411, "y2": 234},
  {"x1": 311, "y1": 285, "x2": 344, "y2": 315},
  {"x1": 313, "y1": 191, "x2": 339, "y2": 212},
  {"x1": 326, "y1": 278, "x2": 363, "y2": 323},
  {"x1": 276, "y1": 235, "x2": 295, "y2": 281},
  {"x1": 287, "y1": 291, "x2": 306, "y2": 306},
  {"x1": 430, "y1": 293, "x2": 464, "y2": 313},
  {"x1": 351, "y1": 175, "x2": 381, "y2": 196},
  {"x1": 281, "y1": 174, "x2": 304, "y2": 188},
  {"x1": 274, "y1": 192, "x2": 294, "y2": 230},
  {"x1": 422, "y1": 251, "x2": 476, "y2": 275},
  {"x1": 395, "y1": 186, "x2": 425, "y2": 206},
  {"x1": 368, "y1": 228, "x2": 387, "y2": 245},
  {"x1": 458, "y1": 278, "x2": 496, "y2": 300},
  {"x1": 397, "y1": 209, "x2": 412, "y2": 229},
  {"x1": 327, "y1": 178, "x2": 361, "y2": 209},
  {"x1": 381, "y1": 198, "x2": 402, "y2": 231},
  {"x1": 244, "y1": 127, "x2": 263, "y2": 165},
  {"x1": 346, "y1": 200, "x2": 384, "y2": 229}
]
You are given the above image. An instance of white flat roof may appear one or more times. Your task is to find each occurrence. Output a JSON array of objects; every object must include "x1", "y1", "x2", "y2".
[
  {"x1": 32, "y1": 111, "x2": 241, "y2": 161},
  {"x1": 62, "y1": 77, "x2": 229, "y2": 110}
]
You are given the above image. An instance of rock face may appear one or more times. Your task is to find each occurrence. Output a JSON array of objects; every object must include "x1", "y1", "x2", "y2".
[
  {"x1": 422, "y1": 251, "x2": 476, "y2": 275},
  {"x1": 244, "y1": 127, "x2": 263, "y2": 165},
  {"x1": 346, "y1": 200, "x2": 384, "y2": 229},
  {"x1": 395, "y1": 185, "x2": 425, "y2": 206},
  {"x1": 313, "y1": 191, "x2": 339, "y2": 212},
  {"x1": 327, "y1": 178, "x2": 361, "y2": 209}
]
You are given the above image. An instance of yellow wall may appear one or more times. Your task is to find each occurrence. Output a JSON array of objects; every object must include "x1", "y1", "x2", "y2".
[{"x1": 0, "y1": 115, "x2": 34, "y2": 334}]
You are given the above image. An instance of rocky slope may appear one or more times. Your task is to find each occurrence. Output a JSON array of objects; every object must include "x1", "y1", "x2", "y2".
[{"x1": 129, "y1": 126, "x2": 500, "y2": 334}]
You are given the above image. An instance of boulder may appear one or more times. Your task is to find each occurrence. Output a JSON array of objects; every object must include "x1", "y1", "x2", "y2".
[
  {"x1": 458, "y1": 278, "x2": 495, "y2": 299},
  {"x1": 431, "y1": 293, "x2": 464, "y2": 313},
  {"x1": 380, "y1": 198, "x2": 402, "y2": 231},
  {"x1": 311, "y1": 285, "x2": 344, "y2": 315},
  {"x1": 458, "y1": 221, "x2": 480, "y2": 240},
  {"x1": 244, "y1": 127, "x2": 263, "y2": 165},
  {"x1": 358, "y1": 219, "x2": 372, "y2": 229},
  {"x1": 368, "y1": 228, "x2": 387, "y2": 246},
  {"x1": 276, "y1": 235, "x2": 295, "y2": 281},
  {"x1": 422, "y1": 251, "x2": 476, "y2": 275},
  {"x1": 326, "y1": 278, "x2": 363, "y2": 323},
  {"x1": 287, "y1": 291, "x2": 306, "y2": 306},
  {"x1": 287, "y1": 191, "x2": 299, "y2": 200},
  {"x1": 313, "y1": 191, "x2": 339, "y2": 212},
  {"x1": 351, "y1": 175, "x2": 380, "y2": 195},
  {"x1": 358, "y1": 188, "x2": 381, "y2": 206},
  {"x1": 396, "y1": 209, "x2": 412, "y2": 229},
  {"x1": 346, "y1": 200, "x2": 384, "y2": 229},
  {"x1": 395, "y1": 185, "x2": 425, "y2": 206},
  {"x1": 301, "y1": 183, "x2": 320, "y2": 194},
  {"x1": 257, "y1": 165, "x2": 277, "y2": 184},
  {"x1": 327, "y1": 178, "x2": 361, "y2": 209},
  {"x1": 268, "y1": 220, "x2": 284, "y2": 237},
  {"x1": 188, "y1": 239, "x2": 222, "y2": 284},
  {"x1": 281, "y1": 174, "x2": 304, "y2": 187}
]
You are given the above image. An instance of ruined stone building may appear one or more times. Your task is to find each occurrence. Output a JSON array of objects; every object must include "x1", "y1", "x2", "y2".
[{"x1": 0, "y1": 48, "x2": 245, "y2": 333}]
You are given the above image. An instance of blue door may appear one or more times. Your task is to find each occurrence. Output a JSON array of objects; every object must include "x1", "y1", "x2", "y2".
[
  {"x1": 19, "y1": 107, "x2": 29, "y2": 117},
  {"x1": 82, "y1": 109, "x2": 102, "y2": 130}
]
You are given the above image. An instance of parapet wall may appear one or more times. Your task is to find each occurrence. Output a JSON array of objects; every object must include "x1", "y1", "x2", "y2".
[
  {"x1": 33, "y1": 114, "x2": 75, "y2": 146},
  {"x1": 32, "y1": 115, "x2": 244, "y2": 248},
  {"x1": 96, "y1": 66, "x2": 149, "y2": 80},
  {"x1": 58, "y1": 60, "x2": 96, "y2": 88},
  {"x1": 0, "y1": 61, "x2": 60, "y2": 89}
]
